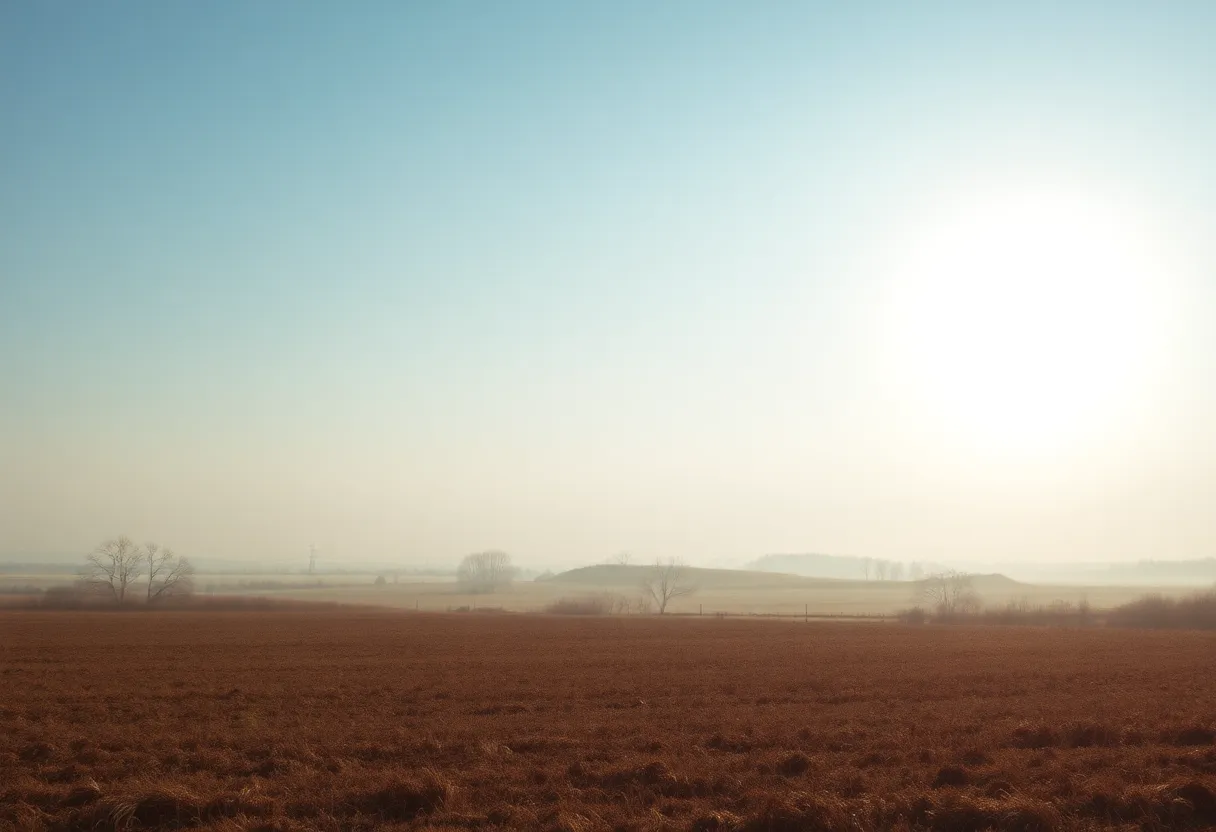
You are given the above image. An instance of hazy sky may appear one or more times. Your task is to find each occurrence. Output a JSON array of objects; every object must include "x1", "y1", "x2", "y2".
[{"x1": 3, "y1": 2, "x2": 1215, "y2": 568}]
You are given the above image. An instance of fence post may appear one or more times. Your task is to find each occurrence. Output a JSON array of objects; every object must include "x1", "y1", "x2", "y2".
[
  {"x1": 805, "y1": 604, "x2": 808, "y2": 623},
  {"x1": 699, "y1": 604, "x2": 702, "y2": 616}
]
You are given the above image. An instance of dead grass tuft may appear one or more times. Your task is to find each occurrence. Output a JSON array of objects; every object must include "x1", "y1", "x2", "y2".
[
  {"x1": 348, "y1": 768, "x2": 454, "y2": 820},
  {"x1": 925, "y1": 793, "x2": 1061, "y2": 832},
  {"x1": 932, "y1": 766, "x2": 970, "y2": 788},
  {"x1": 1169, "y1": 726, "x2": 1216, "y2": 746},
  {"x1": 1064, "y1": 721, "x2": 1120, "y2": 748},
  {"x1": 1175, "y1": 781, "x2": 1216, "y2": 820},
  {"x1": 1012, "y1": 723, "x2": 1058, "y2": 749},
  {"x1": 80, "y1": 783, "x2": 208, "y2": 831},
  {"x1": 689, "y1": 809, "x2": 744, "y2": 831},
  {"x1": 736, "y1": 792, "x2": 851, "y2": 832},
  {"x1": 60, "y1": 779, "x2": 102, "y2": 808},
  {"x1": 776, "y1": 751, "x2": 812, "y2": 777}
]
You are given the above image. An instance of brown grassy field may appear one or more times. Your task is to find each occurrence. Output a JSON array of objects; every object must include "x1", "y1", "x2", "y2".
[{"x1": 2, "y1": 611, "x2": 1215, "y2": 831}]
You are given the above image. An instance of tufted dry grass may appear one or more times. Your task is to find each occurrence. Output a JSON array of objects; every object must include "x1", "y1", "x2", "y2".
[{"x1": 1, "y1": 610, "x2": 1215, "y2": 830}]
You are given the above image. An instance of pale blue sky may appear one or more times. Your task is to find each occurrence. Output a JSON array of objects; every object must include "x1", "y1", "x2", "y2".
[{"x1": 3, "y1": 2, "x2": 1215, "y2": 567}]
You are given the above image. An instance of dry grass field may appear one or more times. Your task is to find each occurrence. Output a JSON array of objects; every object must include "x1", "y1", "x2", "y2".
[{"x1": 2, "y1": 610, "x2": 1216, "y2": 831}]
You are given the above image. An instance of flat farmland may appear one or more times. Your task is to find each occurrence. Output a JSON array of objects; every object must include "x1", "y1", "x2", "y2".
[{"x1": 2, "y1": 612, "x2": 1215, "y2": 831}]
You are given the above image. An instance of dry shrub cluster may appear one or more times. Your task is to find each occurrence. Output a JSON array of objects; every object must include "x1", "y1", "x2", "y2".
[
  {"x1": 544, "y1": 593, "x2": 644, "y2": 615},
  {"x1": 903, "y1": 591, "x2": 1216, "y2": 630},
  {"x1": 1107, "y1": 590, "x2": 1216, "y2": 630},
  {"x1": 901, "y1": 600, "x2": 1093, "y2": 627},
  {"x1": 2, "y1": 611, "x2": 1215, "y2": 830}
]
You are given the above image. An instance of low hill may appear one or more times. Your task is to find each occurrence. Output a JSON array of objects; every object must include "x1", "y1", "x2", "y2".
[
  {"x1": 543, "y1": 564, "x2": 858, "y2": 590},
  {"x1": 964, "y1": 573, "x2": 1027, "y2": 593},
  {"x1": 747, "y1": 553, "x2": 872, "y2": 580},
  {"x1": 547, "y1": 564, "x2": 1027, "y2": 593}
]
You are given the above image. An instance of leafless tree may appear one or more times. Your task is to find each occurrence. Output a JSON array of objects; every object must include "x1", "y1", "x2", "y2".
[
  {"x1": 861, "y1": 557, "x2": 873, "y2": 580},
  {"x1": 889, "y1": 562, "x2": 905, "y2": 582},
  {"x1": 457, "y1": 550, "x2": 516, "y2": 593},
  {"x1": 640, "y1": 558, "x2": 697, "y2": 614},
  {"x1": 875, "y1": 560, "x2": 891, "y2": 581},
  {"x1": 608, "y1": 551, "x2": 633, "y2": 566},
  {"x1": 84, "y1": 536, "x2": 144, "y2": 603},
  {"x1": 918, "y1": 571, "x2": 981, "y2": 615},
  {"x1": 144, "y1": 543, "x2": 194, "y2": 602}
]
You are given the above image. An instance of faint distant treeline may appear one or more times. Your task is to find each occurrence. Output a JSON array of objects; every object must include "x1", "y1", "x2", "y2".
[
  {"x1": 1091, "y1": 558, "x2": 1216, "y2": 584},
  {"x1": 749, "y1": 552, "x2": 942, "y2": 581}
]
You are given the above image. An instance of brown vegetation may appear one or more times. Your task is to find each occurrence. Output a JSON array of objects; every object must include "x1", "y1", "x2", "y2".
[
  {"x1": 1107, "y1": 590, "x2": 1216, "y2": 630},
  {"x1": 544, "y1": 593, "x2": 640, "y2": 615},
  {"x1": 2, "y1": 611, "x2": 1215, "y2": 830},
  {"x1": 900, "y1": 591, "x2": 1216, "y2": 630}
]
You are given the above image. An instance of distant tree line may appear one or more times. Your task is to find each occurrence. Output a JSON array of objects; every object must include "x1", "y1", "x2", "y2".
[{"x1": 860, "y1": 557, "x2": 925, "y2": 582}]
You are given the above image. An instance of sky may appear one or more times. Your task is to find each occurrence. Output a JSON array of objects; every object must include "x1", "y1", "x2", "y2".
[{"x1": 2, "y1": 2, "x2": 1215, "y2": 569}]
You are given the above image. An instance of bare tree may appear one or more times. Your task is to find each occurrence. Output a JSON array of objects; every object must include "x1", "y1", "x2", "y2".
[
  {"x1": 608, "y1": 551, "x2": 633, "y2": 566},
  {"x1": 918, "y1": 571, "x2": 981, "y2": 615},
  {"x1": 875, "y1": 560, "x2": 890, "y2": 581},
  {"x1": 889, "y1": 562, "x2": 905, "y2": 582},
  {"x1": 861, "y1": 557, "x2": 873, "y2": 581},
  {"x1": 640, "y1": 558, "x2": 697, "y2": 614},
  {"x1": 457, "y1": 550, "x2": 516, "y2": 593},
  {"x1": 144, "y1": 543, "x2": 194, "y2": 602},
  {"x1": 85, "y1": 536, "x2": 144, "y2": 603}
]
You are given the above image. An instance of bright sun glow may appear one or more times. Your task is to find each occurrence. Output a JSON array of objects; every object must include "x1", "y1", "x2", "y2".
[{"x1": 882, "y1": 181, "x2": 1169, "y2": 454}]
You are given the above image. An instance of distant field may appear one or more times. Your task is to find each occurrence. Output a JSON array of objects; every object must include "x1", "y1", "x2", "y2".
[
  {"x1": 3, "y1": 611, "x2": 1215, "y2": 830},
  {"x1": 241, "y1": 565, "x2": 1195, "y2": 617}
]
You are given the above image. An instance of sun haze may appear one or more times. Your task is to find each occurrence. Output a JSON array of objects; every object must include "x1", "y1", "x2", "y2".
[{"x1": 2, "y1": 3, "x2": 1213, "y2": 568}]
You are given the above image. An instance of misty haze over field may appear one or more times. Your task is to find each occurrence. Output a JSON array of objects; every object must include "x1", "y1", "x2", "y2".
[{"x1": 3, "y1": 3, "x2": 1216, "y2": 571}]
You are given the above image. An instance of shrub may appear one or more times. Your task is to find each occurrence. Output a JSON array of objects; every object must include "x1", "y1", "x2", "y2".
[
  {"x1": 911, "y1": 599, "x2": 1095, "y2": 627},
  {"x1": 544, "y1": 594, "x2": 636, "y2": 615},
  {"x1": 1107, "y1": 590, "x2": 1216, "y2": 630}
]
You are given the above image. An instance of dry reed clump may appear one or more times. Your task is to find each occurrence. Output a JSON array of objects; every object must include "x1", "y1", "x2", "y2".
[
  {"x1": 1012, "y1": 723, "x2": 1058, "y2": 749},
  {"x1": 688, "y1": 809, "x2": 744, "y2": 831},
  {"x1": 732, "y1": 792, "x2": 852, "y2": 832},
  {"x1": 931, "y1": 766, "x2": 971, "y2": 789},
  {"x1": 917, "y1": 793, "x2": 1062, "y2": 832},
  {"x1": 705, "y1": 733, "x2": 760, "y2": 753},
  {"x1": 346, "y1": 768, "x2": 455, "y2": 821},
  {"x1": 58, "y1": 780, "x2": 276, "y2": 831},
  {"x1": 61, "y1": 779, "x2": 103, "y2": 808},
  {"x1": 775, "y1": 751, "x2": 812, "y2": 777},
  {"x1": 1063, "y1": 722, "x2": 1120, "y2": 748},
  {"x1": 1083, "y1": 780, "x2": 1216, "y2": 825},
  {"x1": 1168, "y1": 726, "x2": 1216, "y2": 746}
]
